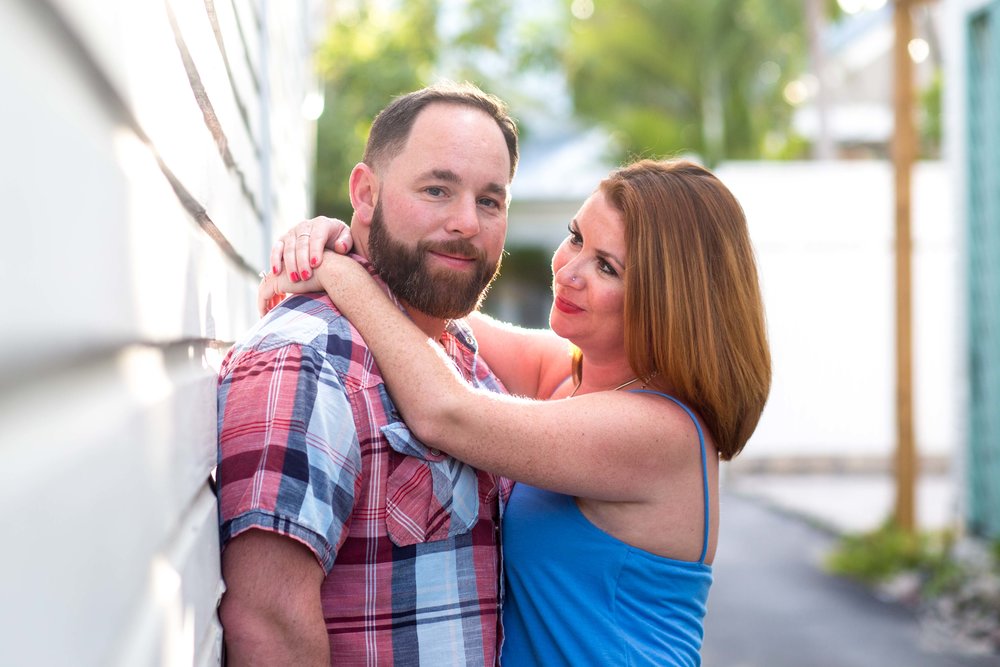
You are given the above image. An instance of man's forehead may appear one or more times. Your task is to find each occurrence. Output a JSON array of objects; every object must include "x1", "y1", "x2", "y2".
[
  {"x1": 410, "y1": 105, "x2": 509, "y2": 154},
  {"x1": 377, "y1": 106, "x2": 511, "y2": 188}
]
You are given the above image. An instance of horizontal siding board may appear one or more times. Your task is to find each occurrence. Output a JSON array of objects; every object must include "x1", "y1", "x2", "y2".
[
  {"x1": 43, "y1": 0, "x2": 265, "y2": 268},
  {"x1": 174, "y1": 487, "x2": 227, "y2": 667},
  {"x1": 1, "y1": 1, "x2": 135, "y2": 359},
  {"x1": 109, "y1": 486, "x2": 224, "y2": 667},
  {"x1": 231, "y1": 0, "x2": 264, "y2": 81},
  {"x1": 0, "y1": 348, "x2": 220, "y2": 665},
  {"x1": 166, "y1": 0, "x2": 264, "y2": 205},
  {"x1": 0, "y1": 120, "x2": 260, "y2": 379},
  {"x1": 1, "y1": 5, "x2": 261, "y2": 376},
  {"x1": 196, "y1": 617, "x2": 225, "y2": 667},
  {"x1": 208, "y1": 0, "x2": 264, "y2": 144},
  {"x1": 263, "y1": 2, "x2": 321, "y2": 227}
]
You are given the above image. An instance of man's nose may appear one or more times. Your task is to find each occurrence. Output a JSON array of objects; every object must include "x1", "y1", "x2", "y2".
[{"x1": 445, "y1": 196, "x2": 481, "y2": 237}]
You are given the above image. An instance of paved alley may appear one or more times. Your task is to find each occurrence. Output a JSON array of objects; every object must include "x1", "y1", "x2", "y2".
[{"x1": 701, "y1": 493, "x2": 999, "y2": 667}]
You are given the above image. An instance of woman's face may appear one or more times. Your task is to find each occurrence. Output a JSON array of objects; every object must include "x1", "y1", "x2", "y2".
[{"x1": 549, "y1": 190, "x2": 628, "y2": 355}]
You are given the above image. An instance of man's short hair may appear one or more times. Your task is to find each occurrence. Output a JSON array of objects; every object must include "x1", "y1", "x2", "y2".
[{"x1": 363, "y1": 81, "x2": 519, "y2": 180}]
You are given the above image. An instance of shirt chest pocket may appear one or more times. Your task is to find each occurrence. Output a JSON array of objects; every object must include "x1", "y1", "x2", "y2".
[{"x1": 381, "y1": 421, "x2": 483, "y2": 547}]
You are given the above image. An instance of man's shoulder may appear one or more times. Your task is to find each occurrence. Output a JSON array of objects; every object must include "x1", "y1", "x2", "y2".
[{"x1": 220, "y1": 293, "x2": 359, "y2": 377}]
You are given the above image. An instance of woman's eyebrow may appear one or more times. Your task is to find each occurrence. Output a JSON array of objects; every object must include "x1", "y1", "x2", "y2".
[{"x1": 571, "y1": 219, "x2": 625, "y2": 267}]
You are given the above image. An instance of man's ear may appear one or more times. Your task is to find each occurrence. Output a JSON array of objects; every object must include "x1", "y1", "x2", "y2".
[{"x1": 349, "y1": 163, "x2": 378, "y2": 227}]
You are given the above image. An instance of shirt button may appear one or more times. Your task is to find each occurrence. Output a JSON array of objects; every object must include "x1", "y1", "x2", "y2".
[{"x1": 429, "y1": 448, "x2": 441, "y2": 456}]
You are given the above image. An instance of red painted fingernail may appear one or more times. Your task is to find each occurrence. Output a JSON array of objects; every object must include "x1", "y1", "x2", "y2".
[
  {"x1": 301, "y1": 270, "x2": 310, "y2": 280},
  {"x1": 273, "y1": 265, "x2": 279, "y2": 275},
  {"x1": 311, "y1": 257, "x2": 318, "y2": 267},
  {"x1": 291, "y1": 272, "x2": 300, "y2": 282}
]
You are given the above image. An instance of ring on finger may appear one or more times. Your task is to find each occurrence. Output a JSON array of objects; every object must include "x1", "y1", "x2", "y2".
[{"x1": 297, "y1": 233, "x2": 311, "y2": 239}]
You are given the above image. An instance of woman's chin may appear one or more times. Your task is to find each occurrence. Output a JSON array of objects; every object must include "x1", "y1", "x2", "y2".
[{"x1": 548, "y1": 311, "x2": 573, "y2": 341}]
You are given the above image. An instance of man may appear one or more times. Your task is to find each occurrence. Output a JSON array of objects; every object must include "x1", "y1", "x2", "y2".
[{"x1": 215, "y1": 83, "x2": 518, "y2": 665}]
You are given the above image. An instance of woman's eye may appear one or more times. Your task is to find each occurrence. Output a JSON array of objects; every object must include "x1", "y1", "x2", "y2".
[
  {"x1": 567, "y1": 226, "x2": 582, "y2": 245},
  {"x1": 599, "y1": 259, "x2": 618, "y2": 276}
]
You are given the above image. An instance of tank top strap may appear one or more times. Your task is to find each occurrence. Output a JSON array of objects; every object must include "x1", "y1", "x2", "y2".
[{"x1": 626, "y1": 389, "x2": 711, "y2": 564}]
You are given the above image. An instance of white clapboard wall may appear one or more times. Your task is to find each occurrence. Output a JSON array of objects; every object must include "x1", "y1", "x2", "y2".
[{"x1": 0, "y1": 0, "x2": 321, "y2": 664}]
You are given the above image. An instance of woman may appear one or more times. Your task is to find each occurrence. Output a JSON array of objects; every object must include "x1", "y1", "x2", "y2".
[{"x1": 263, "y1": 159, "x2": 771, "y2": 666}]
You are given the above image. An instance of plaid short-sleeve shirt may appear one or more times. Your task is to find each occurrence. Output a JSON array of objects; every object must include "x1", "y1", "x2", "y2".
[{"x1": 217, "y1": 263, "x2": 512, "y2": 666}]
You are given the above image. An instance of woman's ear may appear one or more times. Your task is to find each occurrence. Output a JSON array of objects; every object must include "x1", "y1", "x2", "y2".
[{"x1": 349, "y1": 163, "x2": 378, "y2": 228}]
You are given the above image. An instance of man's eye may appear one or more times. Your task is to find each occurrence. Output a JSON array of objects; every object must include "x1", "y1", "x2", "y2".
[{"x1": 426, "y1": 187, "x2": 444, "y2": 196}]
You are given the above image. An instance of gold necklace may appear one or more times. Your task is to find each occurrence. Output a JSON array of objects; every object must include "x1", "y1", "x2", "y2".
[{"x1": 569, "y1": 376, "x2": 640, "y2": 398}]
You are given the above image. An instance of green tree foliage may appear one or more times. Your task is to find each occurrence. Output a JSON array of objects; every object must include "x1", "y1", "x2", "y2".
[
  {"x1": 313, "y1": 1, "x2": 439, "y2": 219},
  {"x1": 434, "y1": 0, "x2": 547, "y2": 129},
  {"x1": 919, "y1": 68, "x2": 942, "y2": 159},
  {"x1": 448, "y1": 0, "x2": 510, "y2": 53},
  {"x1": 563, "y1": 0, "x2": 808, "y2": 166},
  {"x1": 312, "y1": 0, "x2": 527, "y2": 218},
  {"x1": 312, "y1": 0, "x2": 811, "y2": 215}
]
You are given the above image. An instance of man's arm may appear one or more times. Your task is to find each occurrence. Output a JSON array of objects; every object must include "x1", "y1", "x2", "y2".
[{"x1": 219, "y1": 530, "x2": 329, "y2": 666}]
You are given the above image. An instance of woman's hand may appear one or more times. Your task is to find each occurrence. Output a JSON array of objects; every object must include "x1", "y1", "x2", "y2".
[
  {"x1": 258, "y1": 263, "x2": 324, "y2": 316},
  {"x1": 269, "y1": 216, "x2": 353, "y2": 282},
  {"x1": 258, "y1": 273, "x2": 285, "y2": 316},
  {"x1": 258, "y1": 251, "x2": 372, "y2": 317}
]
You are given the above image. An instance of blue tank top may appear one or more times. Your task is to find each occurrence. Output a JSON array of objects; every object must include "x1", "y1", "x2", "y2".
[{"x1": 500, "y1": 391, "x2": 713, "y2": 667}]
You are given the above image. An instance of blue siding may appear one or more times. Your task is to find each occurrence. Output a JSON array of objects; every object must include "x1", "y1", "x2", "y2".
[{"x1": 967, "y1": 2, "x2": 1000, "y2": 539}]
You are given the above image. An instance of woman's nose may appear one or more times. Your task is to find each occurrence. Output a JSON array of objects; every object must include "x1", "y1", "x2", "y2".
[{"x1": 554, "y1": 263, "x2": 581, "y2": 288}]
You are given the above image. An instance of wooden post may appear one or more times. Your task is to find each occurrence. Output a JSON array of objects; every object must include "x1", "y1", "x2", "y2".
[{"x1": 892, "y1": 0, "x2": 917, "y2": 533}]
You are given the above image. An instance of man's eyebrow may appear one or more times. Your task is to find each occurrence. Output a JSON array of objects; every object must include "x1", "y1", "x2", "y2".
[
  {"x1": 484, "y1": 182, "x2": 508, "y2": 197},
  {"x1": 418, "y1": 169, "x2": 461, "y2": 183},
  {"x1": 418, "y1": 170, "x2": 508, "y2": 197}
]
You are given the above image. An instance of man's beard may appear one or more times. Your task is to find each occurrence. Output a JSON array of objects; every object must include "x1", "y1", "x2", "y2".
[{"x1": 367, "y1": 202, "x2": 502, "y2": 319}]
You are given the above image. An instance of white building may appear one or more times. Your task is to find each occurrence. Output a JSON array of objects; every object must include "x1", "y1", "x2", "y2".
[{"x1": 0, "y1": 1, "x2": 323, "y2": 664}]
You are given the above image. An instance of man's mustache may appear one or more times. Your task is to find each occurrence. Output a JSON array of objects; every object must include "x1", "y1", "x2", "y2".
[{"x1": 419, "y1": 239, "x2": 486, "y2": 263}]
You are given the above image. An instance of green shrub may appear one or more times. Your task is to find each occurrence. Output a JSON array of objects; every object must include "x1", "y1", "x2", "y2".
[{"x1": 825, "y1": 521, "x2": 956, "y2": 589}]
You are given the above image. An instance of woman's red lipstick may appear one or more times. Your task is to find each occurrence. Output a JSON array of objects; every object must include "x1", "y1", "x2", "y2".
[{"x1": 554, "y1": 296, "x2": 583, "y2": 314}]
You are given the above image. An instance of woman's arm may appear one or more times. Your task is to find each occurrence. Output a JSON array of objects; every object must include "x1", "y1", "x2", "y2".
[
  {"x1": 286, "y1": 253, "x2": 689, "y2": 503},
  {"x1": 466, "y1": 312, "x2": 573, "y2": 400}
]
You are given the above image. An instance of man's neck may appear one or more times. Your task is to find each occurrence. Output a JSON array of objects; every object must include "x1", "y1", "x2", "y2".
[{"x1": 403, "y1": 304, "x2": 449, "y2": 342}]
